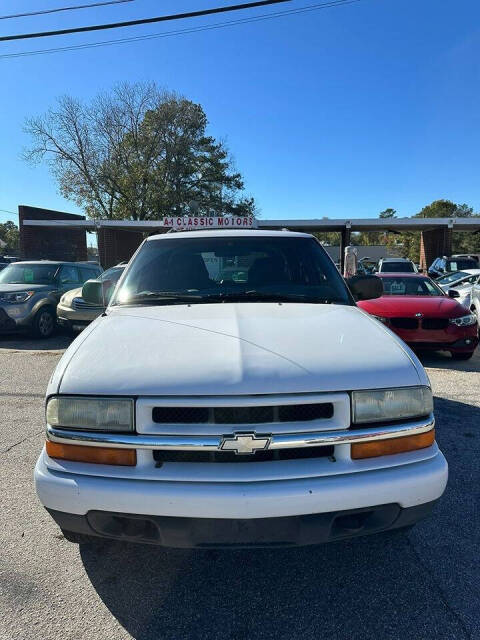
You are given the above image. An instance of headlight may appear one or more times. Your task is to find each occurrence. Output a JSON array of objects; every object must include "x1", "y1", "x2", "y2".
[
  {"x1": 449, "y1": 314, "x2": 477, "y2": 327},
  {"x1": 46, "y1": 396, "x2": 134, "y2": 432},
  {"x1": 352, "y1": 386, "x2": 433, "y2": 424},
  {"x1": 0, "y1": 290, "x2": 35, "y2": 304}
]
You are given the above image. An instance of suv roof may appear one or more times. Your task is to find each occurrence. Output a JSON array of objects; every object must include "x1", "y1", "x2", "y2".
[
  {"x1": 147, "y1": 229, "x2": 312, "y2": 241},
  {"x1": 377, "y1": 272, "x2": 426, "y2": 278},
  {"x1": 8, "y1": 260, "x2": 101, "y2": 266},
  {"x1": 451, "y1": 254, "x2": 479, "y2": 259},
  {"x1": 379, "y1": 257, "x2": 412, "y2": 263}
]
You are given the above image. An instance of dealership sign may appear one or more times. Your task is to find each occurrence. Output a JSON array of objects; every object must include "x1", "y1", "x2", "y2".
[{"x1": 160, "y1": 215, "x2": 256, "y2": 230}]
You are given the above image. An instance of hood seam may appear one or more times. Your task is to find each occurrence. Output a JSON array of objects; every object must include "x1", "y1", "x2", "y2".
[
  {"x1": 56, "y1": 320, "x2": 102, "y2": 393},
  {"x1": 100, "y1": 312, "x2": 312, "y2": 374},
  {"x1": 355, "y1": 308, "x2": 424, "y2": 385}
]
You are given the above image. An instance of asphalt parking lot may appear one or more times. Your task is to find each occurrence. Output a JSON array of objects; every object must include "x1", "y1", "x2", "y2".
[{"x1": 1, "y1": 335, "x2": 479, "y2": 640}]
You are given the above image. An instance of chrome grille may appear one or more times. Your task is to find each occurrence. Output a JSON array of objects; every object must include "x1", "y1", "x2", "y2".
[
  {"x1": 390, "y1": 317, "x2": 418, "y2": 330},
  {"x1": 138, "y1": 393, "x2": 350, "y2": 436},
  {"x1": 152, "y1": 445, "x2": 334, "y2": 464},
  {"x1": 152, "y1": 403, "x2": 334, "y2": 425},
  {"x1": 72, "y1": 297, "x2": 103, "y2": 311},
  {"x1": 422, "y1": 318, "x2": 449, "y2": 330},
  {"x1": 214, "y1": 406, "x2": 274, "y2": 424},
  {"x1": 152, "y1": 407, "x2": 209, "y2": 424}
]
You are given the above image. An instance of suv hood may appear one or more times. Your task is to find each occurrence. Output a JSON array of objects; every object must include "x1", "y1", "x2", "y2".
[
  {"x1": 0, "y1": 283, "x2": 53, "y2": 293},
  {"x1": 54, "y1": 303, "x2": 426, "y2": 396},
  {"x1": 60, "y1": 287, "x2": 82, "y2": 304}
]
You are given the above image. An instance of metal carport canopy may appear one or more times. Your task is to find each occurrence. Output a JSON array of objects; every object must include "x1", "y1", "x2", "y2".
[{"x1": 20, "y1": 217, "x2": 480, "y2": 232}]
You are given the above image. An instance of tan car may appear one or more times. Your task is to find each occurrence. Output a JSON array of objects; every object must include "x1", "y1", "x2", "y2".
[{"x1": 57, "y1": 264, "x2": 125, "y2": 333}]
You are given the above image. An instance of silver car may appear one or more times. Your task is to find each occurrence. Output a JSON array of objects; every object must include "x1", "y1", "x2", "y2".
[
  {"x1": 0, "y1": 261, "x2": 102, "y2": 338},
  {"x1": 436, "y1": 269, "x2": 480, "y2": 309},
  {"x1": 57, "y1": 264, "x2": 126, "y2": 333},
  {"x1": 470, "y1": 274, "x2": 480, "y2": 325}
]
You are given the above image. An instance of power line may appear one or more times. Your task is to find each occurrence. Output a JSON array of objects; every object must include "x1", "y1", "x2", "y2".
[
  {"x1": 0, "y1": 0, "x2": 135, "y2": 21},
  {"x1": 0, "y1": 0, "x2": 361, "y2": 59},
  {"x1": 0, "y1": 209, "x2": 18, "y2": 216},
  {"x1": 0, "y1": 0, "x2": 290, "y2": 42}
]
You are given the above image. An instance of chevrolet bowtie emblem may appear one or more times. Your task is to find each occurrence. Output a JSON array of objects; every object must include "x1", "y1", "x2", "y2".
[{"x1": 220, "y1": 432, "x2": 271, "y2": 455}]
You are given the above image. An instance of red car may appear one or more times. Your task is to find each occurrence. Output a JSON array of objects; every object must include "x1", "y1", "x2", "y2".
[{"x1": 357, "y1": 273, "x2": 478, "y2": 360}]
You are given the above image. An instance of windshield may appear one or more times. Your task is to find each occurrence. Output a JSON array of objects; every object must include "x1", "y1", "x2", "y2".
[
  {"x1": 380, "y1": 262, "x2": 415, "y2": 273},
  {"x1": 381, "y1": 277, "x2": 444, "y2": 296},
  {"x1": 100, "y1": 267, "x2": 124, "y2": 283},
  {"x1": 447, "y1": 259, "x2": 478, "y2": 271},
  {"x1": 0, "y1": 263, "x2": 58, "y2": 285},
  {"x1": 437, "y1": 271, "x2": 470, "y2": 286},
  {"x1": 112, "y1": 235, "x2": 352, "y2": 306}
]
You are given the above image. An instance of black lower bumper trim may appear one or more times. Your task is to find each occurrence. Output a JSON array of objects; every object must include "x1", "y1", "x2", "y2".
[
  {"x1": 47, "y1": 501, "x2": 438, "y2": 548},
  {"x1": 0, "y1": 308, "x2": 17, "y2": 332},
  {"x1": 410, "y1": 338, "x2": 477, "y2": 351},
  {"x1": 57, "y1": 317, "x2": 89, "y2": 330}
]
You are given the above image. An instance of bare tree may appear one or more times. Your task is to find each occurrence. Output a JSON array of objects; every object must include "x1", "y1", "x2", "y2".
[{"x1": 24, "y1": 82, "x2": 256, "y2": 220}]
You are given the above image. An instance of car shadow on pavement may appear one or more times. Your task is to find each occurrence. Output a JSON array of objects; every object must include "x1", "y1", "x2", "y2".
[
  {"x1": 0, "y1": 333, "x2": 72, "y2": 351},
  {"x1": 79, "y1": 396, "x2": 480, "y2": 640},
  {"x1": 416, "y1": 349, "x2": 480, "y2": 373}
]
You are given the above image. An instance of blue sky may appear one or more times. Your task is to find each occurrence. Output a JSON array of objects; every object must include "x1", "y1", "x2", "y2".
[{"x1": 1, "y1": 0, "x2": 480, "y2": 229}]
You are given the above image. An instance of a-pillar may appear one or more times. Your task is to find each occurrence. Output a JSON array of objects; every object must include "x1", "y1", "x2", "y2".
[
  {"x1": 97, "y1": 228, "x2": 145, "y2": 269},
  {"x1": 419, "y1": 227, "x2": 452, "y2": 271}
]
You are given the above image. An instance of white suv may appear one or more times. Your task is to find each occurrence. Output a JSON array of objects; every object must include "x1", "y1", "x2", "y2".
[
  {"x1": 377, "y1": 258, "x2": 417, "y2": 273},
  {"x1": 35, "y1": 229, "x2": 447, "y2": 548}
]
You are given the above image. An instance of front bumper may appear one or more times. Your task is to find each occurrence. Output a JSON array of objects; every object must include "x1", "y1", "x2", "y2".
[
  {"x1": 35, "y1": 449, "x2": 447, "y2": 537},
  {"x1": 392, "y1": 325, "x2": 478, "y2": 352},
  {"x1": 0, "y1": 307, "x2": 17, "y2": 332},
  {"x1": 0, "y1": 301, "x2": 40, "y2": 332},
  {"x1": 46, "y1": 500, "x2": 439, "y2": 548},
  {"x1": 56, "y1": 303, "x2": 100, "y2": 331},
  {"x1": 407, "y1": 337, "x2": 478, "y2": 352},
  {"x1": 57, "y1": 316, "x2": 90, "y2": 332}
]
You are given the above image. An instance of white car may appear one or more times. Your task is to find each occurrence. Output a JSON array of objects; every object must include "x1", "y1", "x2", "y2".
[
  {"x1": 377, "y1": 258, "x2": 417, "y2": 273},
  {"x1": 35, "y1": 229, "x2": 447, "y2": 548},
  {"x1": 436, "y1": 269, "x2": 480, "y2": 309}
]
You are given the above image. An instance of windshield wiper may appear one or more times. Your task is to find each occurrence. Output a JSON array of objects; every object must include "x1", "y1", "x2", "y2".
[
  {"x1": 203, "y1": 291, "x2": 342, "y2": 304},
  {"x1": 119, "y1": 290, "x2": 345, "y2": 306},
  {"x1": 119, "y1": 291, "x2": 206, "y2": 305}
]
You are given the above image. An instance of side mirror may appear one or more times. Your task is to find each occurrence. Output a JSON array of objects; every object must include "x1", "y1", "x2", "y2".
[
  {"x1": 417, "y1": 268, "x2": 423, "y2": 273},
  {"x1": 82, "y1": 279, "x2": 113, "y2": 306},
  {"x1": 448, "y1": 289, "x2": 460, "y2": 299},
  {"x1": 346, "y1": 275, "x2": 384, "y2": 301}
]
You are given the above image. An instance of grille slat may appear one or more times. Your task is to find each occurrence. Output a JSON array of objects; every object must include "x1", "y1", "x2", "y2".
[
  {"x1": 421, "y1": 318, "x2": 449, "y2": 330},
  {"x1": 278, "y1": 403, "x2": 333, "y2": 422},
  {"x1": 152, "y1": 407, "x2": 209, "y2": 424},
  {"x1": 152, "y1": 403, "x2": 334, "y2": 425},
  {"x1": 153, "y1": 445, "x2": 334, "y2": 464},
  {"x1": 72, "y1": 297, "x2": 103, "y2": 311},
  {"x1": 214, "y1": 406, "x2": 273, "y2": 424},
  {"x1": 390, "y1": 317, "x2": 419, "y2": 330}
]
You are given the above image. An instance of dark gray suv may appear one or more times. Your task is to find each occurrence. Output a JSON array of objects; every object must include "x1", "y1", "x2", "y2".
[{"x1": 0, "y1": 261, "x2": 102, "y2": 338}]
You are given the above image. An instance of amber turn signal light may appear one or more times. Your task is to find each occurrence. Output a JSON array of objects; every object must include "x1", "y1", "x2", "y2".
[
  {"x1": 351, "y1": 429, "x2": 435, "y2": 460},
  {"x1": 46, "y1": 441, "x2": 136, "y2": 466}
]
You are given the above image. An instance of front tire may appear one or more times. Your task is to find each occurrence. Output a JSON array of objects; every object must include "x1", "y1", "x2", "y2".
[{"x1": 31, "y1": 307, "x2": 56, "y2": 339}]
